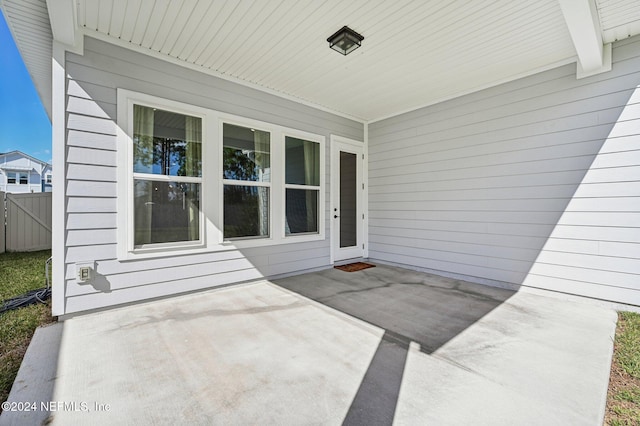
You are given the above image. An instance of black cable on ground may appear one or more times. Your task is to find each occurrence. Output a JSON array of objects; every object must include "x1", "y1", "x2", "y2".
[
  {"x1": 0, "y1": 256, "x2": 52, "y2": 314},
  {"x1": 0, "y1": 287, "x2": 51, "y2": 314}
]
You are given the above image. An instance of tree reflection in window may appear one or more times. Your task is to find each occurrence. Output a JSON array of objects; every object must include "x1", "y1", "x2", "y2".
[
  {"x1": 222, "y1": 123, "x2": 270, "y2": 239},
  {"x1": 132, "y1": 104, "x2": 202, "y2": 247},
  {"x1": 133, "y1": 106, "x2": 202, "y2": 178},
  {"x1": 222, "y1": 123, "x2": 270, "y2": 182}
]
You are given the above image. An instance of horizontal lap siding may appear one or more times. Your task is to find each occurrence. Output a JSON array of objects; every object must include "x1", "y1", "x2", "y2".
[
  {"x1": 368, "y1": 36, "x2": 640, "y2": 305},
  {"x1": 63, "y1": 37, "x2": 362, "y2": 314}
]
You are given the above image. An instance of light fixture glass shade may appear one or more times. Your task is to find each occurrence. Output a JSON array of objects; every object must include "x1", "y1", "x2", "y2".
[{"x1": 327, "y1": 26, "x2": 364, "y2": 55}]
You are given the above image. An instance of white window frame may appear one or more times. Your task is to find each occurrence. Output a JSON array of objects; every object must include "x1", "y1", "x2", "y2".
[
  {"x1": 218, "y1": 114, "x2": 326, "y2": 248},
  {"x1": 117, "y1": 89, "x2": 325, "y2": 260},
  {"x1": 221, "y1": 119, "x2": 273, "y2": 241},
  {"x1": 18, "y1": 172, "x2": 28, "y2": 184},
  {"x1": 282, "y1": 131, "x2": 325, "y2": 239},
  {"x1": 7, "y1": 172, "x2": 17, "y2": 184},
  {"x1": 117, "y1": 90, "x2": 215, "y2": 259}
]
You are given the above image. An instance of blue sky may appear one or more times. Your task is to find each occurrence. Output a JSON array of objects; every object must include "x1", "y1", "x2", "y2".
[{"x1": 0, "y1": 12, "x2": 52, "y2": 163}]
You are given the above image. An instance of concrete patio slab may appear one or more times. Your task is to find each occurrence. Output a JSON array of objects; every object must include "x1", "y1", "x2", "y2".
[
  {"x1": 1, "y1": 264, "x2": 617, "y2": 425},
  {"x1": 275, "y1": 265, "x2": 618, "y2": 425}
]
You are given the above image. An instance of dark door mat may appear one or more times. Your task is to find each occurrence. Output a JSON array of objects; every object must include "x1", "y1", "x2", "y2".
[{"x1": 334, "y1": 262, "x2": 376, "y2": 272}]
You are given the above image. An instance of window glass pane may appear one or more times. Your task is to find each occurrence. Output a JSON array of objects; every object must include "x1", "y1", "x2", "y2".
[
  {"x1": 224, "y1": 185, "x2": 269, "y2": 238},
  {"x1": 19, "y1": 173, "x2": 28, "y2": 184},
  {"x1": 7, "y1": 172, "x2": 16, "y2": 184},
  {"x1": 285, "y1": 137, "x2": 319, "y2": 186},
  {"x1": 133, "y1": 105, "x2": 202, "y2": 177},
  {"x1": 285, "y1": 189, "x2": 318, "y2": 235},
  {"x1": 340, "y1": 151, "x2": 357, "y2": 248},
  {"x1": 134, "y1": 180, "x2": 200, "y2": 247},
  {"x1": 223, "y1": 123, "x2": 270, "y2": 182}
]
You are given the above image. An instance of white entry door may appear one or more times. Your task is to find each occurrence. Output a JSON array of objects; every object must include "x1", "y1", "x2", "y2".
[{"x1": 331, "y1": 136, "x2": 364, "y2": 262}]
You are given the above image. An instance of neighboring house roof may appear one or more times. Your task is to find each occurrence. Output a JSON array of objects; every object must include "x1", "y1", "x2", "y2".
[
  {"x1": 0, "y1": 165, "x2": 33, "y2": 172},
  {"x1": 0, "y1": 150, "x2": 52, "y2": 170},
  {"x1": 2, "y1": 0, "x2": 640, "y2": 121}
]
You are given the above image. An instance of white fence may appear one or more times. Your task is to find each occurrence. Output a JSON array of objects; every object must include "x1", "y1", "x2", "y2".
[{"x1": 1, "y1": 191, "x2": 52, "y2": 253}]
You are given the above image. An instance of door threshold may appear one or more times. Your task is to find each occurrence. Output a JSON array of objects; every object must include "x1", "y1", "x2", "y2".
[{"x1": 333, "y1": 257, "x2": 367, "y2": 266}]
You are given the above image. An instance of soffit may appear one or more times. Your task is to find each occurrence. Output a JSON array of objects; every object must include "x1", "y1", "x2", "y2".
[
  {"x1": 1, "y1": 0, "x2": 52, "y2": 119},
  {"x1": 76, "y1": 0, "x2": 579, "y2": 121},
  {"x1": 596, "y1": 0, "x2": 640, "y2": 42},
  {"x1": 5, "y1": 1, "x2": 640, "y2": 123},
  {"x1": 0, "y1": 165, "x2": 32, "y2": 171}
]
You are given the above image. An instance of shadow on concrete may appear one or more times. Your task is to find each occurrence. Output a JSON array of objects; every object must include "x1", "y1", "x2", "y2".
[
  {"x1": 274, "y1": 264, "x2": 516, "y2": 354},
  {"x1": 273, "y1": 264, "x2": 516, "y2": 425},
  {"x1": 341, "y1": 331, "x2": 409, "y2": 425}
]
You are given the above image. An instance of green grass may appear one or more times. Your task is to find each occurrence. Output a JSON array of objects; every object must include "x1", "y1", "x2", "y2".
[
  {"x1": 0, "y1": 250, "x2": 52, "y2": 300},
  {"x1": 607, "y1": 311, "x2": 640, "y2": 426},
  {"x1": 0, "y1": 250, "x2": 53, "y2": 406},
  {"x1": 615, "y1": 387, "x2": 640, "y2": 404},
  {"x1": 616, "y1": 312, "x2": 640, "y2": 379},
  {"x1": 609, "y1": 407, "x2": 640, "y2": 426}
]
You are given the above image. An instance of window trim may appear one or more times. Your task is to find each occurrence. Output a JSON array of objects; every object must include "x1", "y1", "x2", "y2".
[
  {"x1": 118, "y1": 90, "x2": 213, "y2": 259},
  {"x1": 218, "y1": 115, "x2": 326, "y2": 247},
  {"x1": 7, "y1": 172, "x2": 17, "y2": 184},
  {"x1": 129, "y1": 105, "x2": 205, "y2": 252},
  {"x1": 117, "y1": 89, "x2": 326, "y2": 260},
  {"x1": 282, "y1": 132, "x2": 324, "y2": 239},
  {"x1": 221, "y1": 120, "x2": 273, "y2": 241},
  {"x1": 6, "y1": 172, "x2": 29, "y2": 185}
]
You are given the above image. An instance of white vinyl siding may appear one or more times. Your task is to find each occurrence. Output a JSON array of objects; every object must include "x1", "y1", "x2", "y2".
[
  {"x1": 368, "y1": 35, "x2": 640, "y2": 305},
  {"x1": 62, "y1": 36, "x2": 362, "y2": 315}
]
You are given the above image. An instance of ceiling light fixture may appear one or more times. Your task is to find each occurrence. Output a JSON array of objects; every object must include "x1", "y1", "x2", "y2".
[{"x1": 327, "y1": 26, "x2": 364, "y2": 56}]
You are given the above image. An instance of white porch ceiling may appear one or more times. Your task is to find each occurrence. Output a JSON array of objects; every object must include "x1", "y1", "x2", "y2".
[
  {"x1": 76, "y1": 0, "x2": 579, "y2": 122},
  {"x1": 4, "y1": 1, "x2": 640, "y2": 122},
  {"x1": 597, "y1": 0, "x2": 640, "y2": 42}
]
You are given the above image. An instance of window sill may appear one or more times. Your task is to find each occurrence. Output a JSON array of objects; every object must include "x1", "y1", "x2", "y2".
[
  {"x1": 228, "y1": 232, "x2": 324, "y2": 249},
  {"x1": 117, "y1": 233, "x2": 325, "y2": 261}
]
